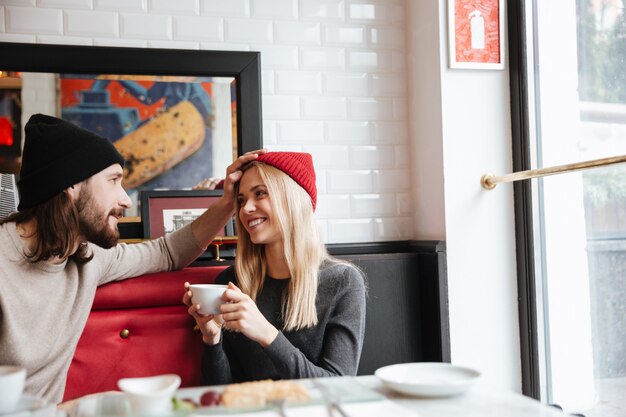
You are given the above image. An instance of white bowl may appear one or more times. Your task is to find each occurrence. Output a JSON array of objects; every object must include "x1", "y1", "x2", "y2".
[
  {"x1": 0, "y1": 366, "x2": 26, "y2": 413},
  {"x1": 375, "y1": 362, "x2": 481, "y2": 398},
  {"x1": 189, "y1": 284, "x2": 228, "y2": 315},
  {"x1": 117, "y1": 374, "x2": 181, "y2": 415}
]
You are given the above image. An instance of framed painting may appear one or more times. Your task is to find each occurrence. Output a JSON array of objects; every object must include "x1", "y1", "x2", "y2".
[
  {"x1": 0, "y1": 42, "x2": 263, "y2": 228},
  {"x1": 140, "y1": 189, "x2": 235, "y2": 240},
  {"x1": 448, "y1": 0, "x2": 505, "y2": 69},
  {"x1": 58, "y1": 74, "x2": 234, "y2": 194}
]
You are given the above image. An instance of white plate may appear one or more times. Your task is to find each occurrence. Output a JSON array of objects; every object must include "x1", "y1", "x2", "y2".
[
  {"x1": 0, "y1": 395, "x2": 54, "y2": 417},
  {"x1": 375, "y1": 362, "x2": 481, "y2": 398}
]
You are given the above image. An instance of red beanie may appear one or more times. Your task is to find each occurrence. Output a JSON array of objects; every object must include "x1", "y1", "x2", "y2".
[{"x1": 256, "y1": 152, "x2": 317, "y2": 211}]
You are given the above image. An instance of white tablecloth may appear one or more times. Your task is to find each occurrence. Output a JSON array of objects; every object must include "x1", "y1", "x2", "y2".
[{"x1": 68, "y1": 375, "x2": 566, "y2": 417}]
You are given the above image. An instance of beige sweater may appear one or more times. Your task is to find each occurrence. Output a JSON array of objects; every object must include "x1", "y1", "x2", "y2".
[{"x1": 0, "y1": 221, "x2": 204, "y2": 404}]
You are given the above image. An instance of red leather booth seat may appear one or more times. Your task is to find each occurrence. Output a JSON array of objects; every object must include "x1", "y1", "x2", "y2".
[{"x1": 63, "y1": 266, "x2": 228, "y2": 402}]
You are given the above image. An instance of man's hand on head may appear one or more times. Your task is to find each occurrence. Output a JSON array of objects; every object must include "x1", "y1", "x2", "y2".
[{"x1": 221, "y1": 149, "x2": 268, "y2": 206}]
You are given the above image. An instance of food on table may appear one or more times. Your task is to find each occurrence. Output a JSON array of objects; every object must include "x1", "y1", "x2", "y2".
[
  {"x1": 172, "y1": 397, "x2": 197, "y2": 411},
  {"x1": 221, "y1": 379, "x2": 310, "y2": 408},
  {"x1": 199, "y1": 390, "x2": 223, "y2": 406}
]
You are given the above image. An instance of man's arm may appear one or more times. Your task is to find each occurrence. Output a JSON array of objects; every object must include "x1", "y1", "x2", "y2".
[{"x1": 190, "y1": 149, "x2": 266, "y2": 249}]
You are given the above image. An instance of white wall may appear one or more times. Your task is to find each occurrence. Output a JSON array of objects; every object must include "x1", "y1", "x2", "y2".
[
  {"x1": 0, "y1": 0, "x2": 523, "y2": 393},
  {"x1": 407, "y1": 2, "x2": 521, "y2": 392},
  {"x1": 0, "y1": 0, "x2": 412, "y2": 245}
]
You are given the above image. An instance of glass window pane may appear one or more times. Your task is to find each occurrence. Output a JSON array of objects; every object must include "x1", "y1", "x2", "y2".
[{"x1": 528, "y1": 1, "x2": 626, "y2": 416}]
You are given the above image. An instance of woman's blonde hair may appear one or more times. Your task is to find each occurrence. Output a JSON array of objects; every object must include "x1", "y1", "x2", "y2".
[{"x1": 235, "y1": 162, "x2": 328, "y2": 331}]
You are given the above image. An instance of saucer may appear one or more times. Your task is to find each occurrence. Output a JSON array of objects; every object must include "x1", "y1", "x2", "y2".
[
  {"x1": 375, "y1": 362, "x2": 481, "y2": 397},
  {"x1": 0, "y1": 395, "x2": 53, "y2": 417}
]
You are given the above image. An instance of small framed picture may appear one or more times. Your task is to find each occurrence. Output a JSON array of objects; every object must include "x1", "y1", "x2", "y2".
[
  {"x1": 140, "y1": 190, "x2": 235, "y2": 240},
  {"x1": 448, "y1": 0, "x2": 505, "y2": 70}
]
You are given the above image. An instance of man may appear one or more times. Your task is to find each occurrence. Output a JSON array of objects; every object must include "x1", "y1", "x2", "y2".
[{"x1": 0, "y1": 114, "x2": 264, "y2": 404}]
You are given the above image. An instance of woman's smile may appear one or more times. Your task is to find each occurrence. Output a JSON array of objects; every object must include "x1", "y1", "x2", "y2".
[{"x1": 248, "y1": 217, "x2": 266, "y2": 228}]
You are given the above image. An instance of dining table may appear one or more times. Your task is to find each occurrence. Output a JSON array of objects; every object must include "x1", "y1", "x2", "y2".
[{"x1": 66, "y1": 375, "x2": 568, "y2": 417}]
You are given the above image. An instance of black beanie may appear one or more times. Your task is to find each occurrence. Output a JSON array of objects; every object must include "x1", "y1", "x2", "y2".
[{"x1": 17, "y1": 114, "x2": 125, "y2": 210}]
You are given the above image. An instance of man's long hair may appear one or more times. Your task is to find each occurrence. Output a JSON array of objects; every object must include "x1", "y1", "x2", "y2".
[
  {"x1": 235, "y1": 162, "x2": 328, "y2": 331},
  {"x1": 0, "y1": 191, "x2": 92, "y2": 264}
]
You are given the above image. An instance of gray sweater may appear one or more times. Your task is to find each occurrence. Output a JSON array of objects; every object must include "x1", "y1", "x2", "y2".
[
  {"x1": 202, "y1": 262, "x2": 366, "y2": 385},
  {"x1": 0, "y1": 222, "x2": 205, "y2": 404}
]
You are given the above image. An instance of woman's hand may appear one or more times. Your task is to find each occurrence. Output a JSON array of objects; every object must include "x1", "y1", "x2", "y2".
[
  {"x1": 183, "y1": 282, "x2": 225, "y2": 346},
  {"x1": 221, "y1": 282, "x2": 279, "y2": 348}
]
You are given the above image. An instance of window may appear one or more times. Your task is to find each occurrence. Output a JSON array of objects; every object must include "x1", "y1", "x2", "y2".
[{"x1": 512, "y1": 1, "x2": 626, "y2": 416}]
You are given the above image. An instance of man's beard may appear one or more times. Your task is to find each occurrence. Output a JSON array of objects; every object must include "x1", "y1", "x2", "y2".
[{"x1": 75, "y1": 186, "x2": 122, "y2": 249}]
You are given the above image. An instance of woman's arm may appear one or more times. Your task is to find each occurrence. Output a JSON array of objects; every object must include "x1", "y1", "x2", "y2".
[{"x1": 201, "y1": 342, "x2": 233, "y2": 385}]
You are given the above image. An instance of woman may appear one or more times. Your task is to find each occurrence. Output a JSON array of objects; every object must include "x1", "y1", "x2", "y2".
[{"x1": 183, "y1": 151, "x2": 366, "y2": 385}]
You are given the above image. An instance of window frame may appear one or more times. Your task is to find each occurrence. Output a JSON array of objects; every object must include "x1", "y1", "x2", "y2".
[{"x1": 507, "y1": 0, "x2": 542, "y2": 400}]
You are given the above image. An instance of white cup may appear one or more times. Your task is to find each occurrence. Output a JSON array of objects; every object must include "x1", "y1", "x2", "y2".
[
  {"x1": 0, "y1": 366, "x2": 26, "y2": 414},
  {"x1": 117, "y1": 374, "x2": 181, "y2": 416},
  {"x1": 189, "y1": 284, "x2": 228, "y2": 315}
]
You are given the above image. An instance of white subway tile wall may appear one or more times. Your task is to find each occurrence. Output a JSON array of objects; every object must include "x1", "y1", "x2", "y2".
[
  {"x1": 39, "y1": 0, "x2": 92, "y2": 9},
  {"x1": 253, "y1": 45, "x2": 299, "y2": 69},
  {"x1": 199, "y1": 42, "x2": 250, "y2": 51},
  {"x1": 120, "y1": 13, "x2": 172, "y2": 39},
  {"x1": 303, "y1": 145, "x2": 350, "y2": 168},
  {"x1": 149, "y1": 0, "x2": 199, "y2": 16},
  {"x1": 252, "y1": 0, "x2": 297, "y2": 19},
  {"x1": 37, "y1": 34, "x2": 92, "y2": 45},
  {"x1": 327, "y1": 170, "x2": 373, "y2": 194},
  {"x1": 1, "y1": 1, "x2": 36, "y2": 6},
  {"x1": 94, "y1": 0, "x2": 146, "y2": 13},
  {"x1": 275, "y1": 71, "x2": 322, "y2": 94},
  {"x1": 225, "y1": 18, "x2": 272, "y2": 43},
  {"x1": 369, "y1": 27, "x2": 404, "y2": 48},
  {"x1": 374, "y1": 217, "x2": 413, "y2": 241},
  {"x1": 324, "y1": 26, "x2": 365, "y2": 45},
  {"x1": 277, "y1": 121, "x2": 324, "y2": 144},
  {"x1": 262, "y1": 95, "x2": 300, "y2": 119},
  {"x1": 261, "y1": 70, "x2": 275, "y2": 94},
  {"x1": 327, "y1": 219, "x2": 373, "y2": 243},
  {"x1": 148, "y1": 39, "x2": 199, "y2": 49},
  {"x1": 372, "y1": 121, "x2": 407, "y2": 144},
  {"x1": 173, "y1": 16, "x2": 222, "y2": 41},
  {"x1": 0, "y1": 0, "x2": 412, "y2": 243},
  {"x1": 260, "y1": 119, "x2": 276, "y2": 145},
  {"x1": 65, "y1": 10, "x2": 118, "y2": 38},
  {"x1": 6, "y1": 7, "x2": 63, "y2": 35},
  {"x1": 396, "y1": 193, "x2": 412, "y2": 215},
  {"x1": 352, "y1": 194, "x2": 396, "y2": 217},
  {"x1": 349, "y1": 97, "x2": 393, "y2": 120},
  {"x1": 326, "y1": 121, "x2": 370, "y2": 144},
  {"x1": 93, "y1": 37, "x2": 147, "y2": 47},
  {"x1": 300, "y1": 0, "x2": 344, "y2": 21},
  {"x1": 316, "y1": 195, "x2": 351, "y2": 219},
  {"x1": 350, "y1": 145, "x2": 394, "y2": 169},
  {"x1": 300, "y1": 47, "x2": 345, "y2": 70},
  {"x1": 302, "y1": 96, "x2": 347, "y2": 119},
  {"x1": 395, "y1": 145, "x2": 410, "y2": 168},
  {"x1": 323, "y1": 73, "x2": 368, "y2": 96},
  {"x1": 347, "y1": 50, "x2": 392, "y2": 71},
  {"x1": 275, "y1": 21, "x2": 321, "y2": 45},
  {"x1": 0, "y1": 33, "x2": 36, "y2": 43},
  {"x1": 201, "y1": 0, "x2": 249, "y2": 18}
]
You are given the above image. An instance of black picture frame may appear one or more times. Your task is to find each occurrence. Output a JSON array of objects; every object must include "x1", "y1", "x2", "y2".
[
  {"x1": 0, "y1": 42, "x2": 262, "y2": 155},
  {"x1": 0, "y1": 42, "x2": 263, "y2": 239}
]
